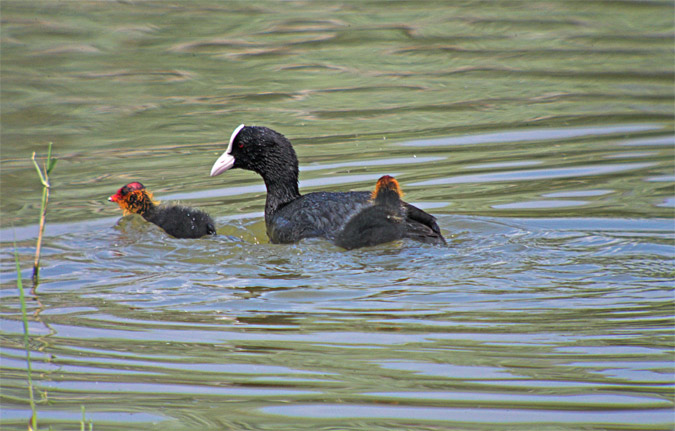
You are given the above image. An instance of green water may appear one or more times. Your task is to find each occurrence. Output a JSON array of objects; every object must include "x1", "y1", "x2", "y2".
[{"x1": 1, "y1": 1, "x2": 673, "y2": 430}]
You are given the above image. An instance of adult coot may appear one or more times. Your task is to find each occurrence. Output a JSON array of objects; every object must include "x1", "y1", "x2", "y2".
[
  {"x1": 109, "y1": 182, "x2": 216, "y2": 239},
  {"x1": 210, "y1": 125, "x2": 445, "y2": 246}
]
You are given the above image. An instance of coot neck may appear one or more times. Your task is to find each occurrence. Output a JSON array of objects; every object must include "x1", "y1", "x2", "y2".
[
  {"x1": 376, "y1": 189, "x2": 401, "y2": 208},
  {"x1": 133, "y1": 192, "x2": 158, "y2": 221},
  {"x1": 262, "y1": 175, "x2": 301, "y2": 220},
  {"x1": 140, "y1": 205, "x2": 160, "y2": 224},
  {"x1": 255, "y1": 144, "x2": 301, "y2": 219}
]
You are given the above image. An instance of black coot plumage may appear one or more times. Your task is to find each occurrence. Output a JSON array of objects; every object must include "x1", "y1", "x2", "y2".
[
  {"x1": 209, "y1": 125, "x2": 445, "y2": 246},
  {"x1": 335, "y1": 175, "x2": 443, "y2": 249},
  {"x1": 108, "y1": 182, "x2": 216, "y2": 239}
]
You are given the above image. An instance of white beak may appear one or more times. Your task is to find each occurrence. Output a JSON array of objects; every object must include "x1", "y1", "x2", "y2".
[
  {"x1": 210, "y1": 151, "x2": 235, "y2": 177},
  {"x1": 210, "y1": 124, "x2": 245, "y2": 177}
]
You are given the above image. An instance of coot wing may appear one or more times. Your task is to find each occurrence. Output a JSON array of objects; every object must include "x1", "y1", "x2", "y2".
[{"x1": 267, "y1": 191, "x2": 372, "y2": 243}]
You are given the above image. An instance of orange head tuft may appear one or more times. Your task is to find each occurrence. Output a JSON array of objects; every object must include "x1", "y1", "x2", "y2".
[
  {"x1": 108, "y1": 182, "x2": 159, "y2": 216},
  {"x1": 109, "y1": 182, "x2": 144, "y2": 202},
  {"x1": 371, "y1": 175, "x2": 403, "y2": 200}
]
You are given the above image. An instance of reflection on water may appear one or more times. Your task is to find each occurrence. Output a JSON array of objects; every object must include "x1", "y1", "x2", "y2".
[
  {"x1": 1, "y1": 0, "x2": 673, "y2": 430},
  {"x1": 402, "y1": 124, "x2": 663, "y2": 147},
  {"x1": 262, "y1": 404, "x2": 673, "y2": 424},
  {"x1": 412, "y1": 162, "x2": 656, "y2": 185}
]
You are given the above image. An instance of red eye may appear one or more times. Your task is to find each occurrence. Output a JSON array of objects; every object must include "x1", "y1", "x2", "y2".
[{"x1": 238, "y1": 142, "x2": 244, "y2": 149}]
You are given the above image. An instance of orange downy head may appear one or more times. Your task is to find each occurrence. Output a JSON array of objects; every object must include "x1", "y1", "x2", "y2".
[
  {"x1": 372, "y1": 175, "x2": 403, "y2": 200},
  {"x1": 108, "y1": 182, "x2": 159, "y2": 216}
]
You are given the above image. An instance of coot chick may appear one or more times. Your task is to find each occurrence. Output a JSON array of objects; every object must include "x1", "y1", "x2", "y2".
[
  {"x1": 335, "y1": 175, "x2": 443, "y2": 249},
  {"x1": 210, "y1": 125, "x2": 445, "y2": 246},
  {"x1": 108, "y1": 182, "x2": 216, "y2": 239}
]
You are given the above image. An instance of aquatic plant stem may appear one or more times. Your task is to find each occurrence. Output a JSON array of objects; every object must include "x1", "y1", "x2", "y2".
[
  {"x1": 15, "y1": 244, "x2": 37, "y2": 431},
  {"x1": 81, "y1": 405, "x2": 94, "y2": 430},
  {"x1": 31, "y1": 142, "x2": 56, "y2": 288},
  {"x1": 32, "y1": 186, "x2": 49, "y2": 285}
]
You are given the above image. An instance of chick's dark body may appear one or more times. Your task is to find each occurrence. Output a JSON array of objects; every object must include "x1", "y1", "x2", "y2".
[
  {"x1": 144, "y1": 205, "x2": 216, "y2": 239},
  {"x1": 335, "y1": 176, "x2": 445, "y2": 250},
  {"x1": 109, "y1": 182, "x2": 216, "y2": 239}
]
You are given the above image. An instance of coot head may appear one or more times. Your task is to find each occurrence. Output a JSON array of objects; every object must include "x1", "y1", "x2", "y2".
[
  {"x1": 210, "y1": 125, "x2": 299, "y2": 182},
  {"x1": 108, "y1": 182, "x2": 145, "y2": 202},
  {"x1": 108, "y1": 182, "x2": 157, "y2": 215},
  {"x1": 372, "y1": 175, "x2": 403, "y2": 207}
]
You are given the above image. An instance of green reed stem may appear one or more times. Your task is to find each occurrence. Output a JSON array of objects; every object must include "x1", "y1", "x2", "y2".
[
  {"x1": 15, "y1": 244, "x2": 37, "y2": 430},
  {"x1": 31, "y1": 142, "x2": 56, "y2": 288},
  {"x1": 81, "y1": 405, "x2": 93, "y2": 431}
]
